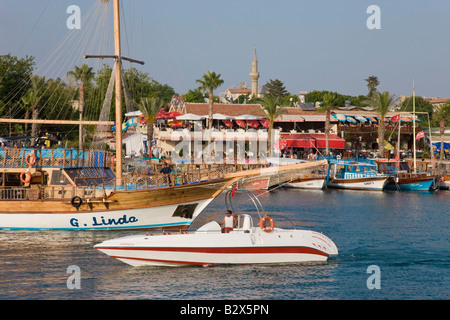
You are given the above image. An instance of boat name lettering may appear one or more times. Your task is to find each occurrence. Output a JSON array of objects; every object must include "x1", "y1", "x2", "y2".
[
  {"x1": 69, "y1": 215, "x2": 138, "y2": 228},
  {"x1": 92, "y1": 215, "x2": 138, "y2": 226}
]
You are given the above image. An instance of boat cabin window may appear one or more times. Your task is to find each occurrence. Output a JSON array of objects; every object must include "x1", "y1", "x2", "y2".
[
  {"x1": 172, "y1": 203, "x2": 198, "y2": 219},
  {"x1": 63, "y1": 167, "x2": 115, "y2": 186},
  {"x1": 50, "y1": 169, "x2": 71, "y2": 186}
]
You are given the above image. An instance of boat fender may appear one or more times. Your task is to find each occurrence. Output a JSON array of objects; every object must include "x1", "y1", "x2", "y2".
[
  {"x1": 260, "y1": 216, "x2": 274, "y2": 233},
  {"x1": 25, "y1": 153, "x2": 36, "y2": 166},
  {"x1": 71, "y1": 196, "x2": 83, "y2": 208},
  {"x1": 20, "y1": 171, "x2": 32, "y2": 184}
]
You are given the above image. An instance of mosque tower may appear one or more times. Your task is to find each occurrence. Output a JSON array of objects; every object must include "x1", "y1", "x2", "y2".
[{"x1": 249, "y1": 48, "x2": 260, "y2": 98}]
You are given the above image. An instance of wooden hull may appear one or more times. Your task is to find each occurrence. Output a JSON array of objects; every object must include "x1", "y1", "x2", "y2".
[
  {"x1": 328, "y1": 176, "x2": 389, "y2": 191},
  {"x1": 0, "y1": 178, "x2": 235, "y2": 231},
  {"x1": 284, "y1": 177, "x2": 326, "y2": 189},
  {"x1": 385, "y1": 175, "x2": 436, "y2": 191}
]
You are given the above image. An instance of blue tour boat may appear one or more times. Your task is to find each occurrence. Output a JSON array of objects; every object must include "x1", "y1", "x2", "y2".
[{"x1": 376, "y1": 160, "x2": 437, "y2": 191}]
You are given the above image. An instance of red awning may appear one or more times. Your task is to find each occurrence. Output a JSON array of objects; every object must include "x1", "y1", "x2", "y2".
[{"x1": 281, "y1": 133, "x2": 345, "y2": 149}]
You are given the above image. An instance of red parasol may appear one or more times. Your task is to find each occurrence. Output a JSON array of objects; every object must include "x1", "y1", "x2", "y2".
[
  {"x1": 260, "y1": 119, "x2": 270, "y2": 128},
  {"x1": 236, "y1": 120, "x2": 246, "y2": 128},
  {"x1": 156, "y1": 110, "x2": 170, "y2": 119},
  {"x1": 222, "y1": 119, "x2": 233, "y2": 127},
  {"x1": 247, "y1": 120, "x2": 260, "y2": 128},
  {"x1": 168, "y1": 111, "x2": 183, "y2": 119},
  {"x1": 274, "y1": 139, "x2": 287, "y2": 151}
]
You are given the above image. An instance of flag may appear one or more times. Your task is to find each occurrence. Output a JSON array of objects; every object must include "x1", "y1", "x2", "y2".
[
  {"x1": 391, "y1": 114, "x2": 400, "y2": 122},
  {"x1": 231, "y1": 184, "x2": 237, "y2": 197},
  {"x1": 416, "y1": 130, "x2": 425, "y2": 140}
]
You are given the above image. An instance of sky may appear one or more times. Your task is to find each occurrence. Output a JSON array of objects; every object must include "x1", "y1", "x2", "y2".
[{"x1": 1, "y1": 0, "x2": 450, "y2": 99}]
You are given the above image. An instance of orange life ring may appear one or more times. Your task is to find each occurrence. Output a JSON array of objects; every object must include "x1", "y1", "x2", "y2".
[
  {"x1": 20, "y1": 171, "x2": 31, "y2": 184},
  {"x1": 111, "y1": 155, "x2": 116, "y2": 167},
  {"x1": 25, "y1": 153, "x2": 36, "y2": 166},
  {"x1": 260, "y1": 216, "x2": 274, "y2": 233}
]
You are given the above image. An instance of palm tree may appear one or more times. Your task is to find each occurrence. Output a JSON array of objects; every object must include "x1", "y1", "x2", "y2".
[
  {"x1": 260, "y1": 96, "x2": 287, "y2": 157},
  {"x1": 433, "y1": 102, "x2": 450, "y2": 160},
  {"x1": 318, "y1": 92, "x2": 337, "y2": 156},
  {"x1": 364, "y1": 91, "x2": 398, "y2": 157},
  {"x1": 67, "y1": 64, "x2": 95, "y2": 149},
  {"x1": 21, "y1": 75, "x2": 46, "y2": 139},
  {"x1": 137, "y1": 97, "x2": 163, "y2": 154},
  {"x1": 196, "y1": 71, "x2": 224, "y2": 129}
]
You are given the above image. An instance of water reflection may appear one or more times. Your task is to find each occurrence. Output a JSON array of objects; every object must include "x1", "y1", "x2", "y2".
[{"x1": 1, "y1": 188, "x2": 449, "y2": 300}]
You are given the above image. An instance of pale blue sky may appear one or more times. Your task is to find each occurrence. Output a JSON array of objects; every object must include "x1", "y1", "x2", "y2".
[{"x1": 1, "y1": 0, "x2": 450, "y2": 98}]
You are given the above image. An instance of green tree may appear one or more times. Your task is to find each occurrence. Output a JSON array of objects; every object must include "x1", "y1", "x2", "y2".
[
  {"x1": 182, "y1": 89, "x2": 205, "y2": 103},
  {"x1": 137, "y1": 97, "x2": 163, "y2": 154},
  {"x1": 401, "y1": 96, "x2": 433, "y2": 122},
  {"x1": 0, "y1": 54, "x2": 35, "y2": 108},
  {"x1": 364, "y1": 91, "x2": 398, "y2": 157},
  {"x1": 365, "y1": 75, "x2": 380, "y2": 100},
  {"x1": 67, "y1": 64, "x2": 95, "y2": 149},
  {"x1": 433, "y1": 102, "x2": 450, "y2": 160},
  {"x1": 22, "y1": 75, "x2": 47, "y2": 138},
  {"x1": 318, "y1": 92, "x2": 338, "y2": 156},
  {"x1": 196, "y1": 71, "x2": 224, "y2": 129},
  {"x1": 260, "y1": 96, "x2": 287, "y2": 157},
  {"x1": 264, "y1": 79, "x2": 288, "y2": 99}
]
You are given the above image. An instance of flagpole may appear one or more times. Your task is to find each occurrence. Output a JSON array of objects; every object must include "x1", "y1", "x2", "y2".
[
  {"x1": 412, "y1": 80, "x2": 416, "y2": 174},
  {"x1": 397, "y1": 115, "x2": 401, "y2": 161}
]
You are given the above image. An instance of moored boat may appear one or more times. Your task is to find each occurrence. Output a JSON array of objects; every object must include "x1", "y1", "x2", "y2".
[
  {"x1": 326, "y1": 159, "x2": 390, "y2": 191},
  {"x1": 238, "y1": 158, "x2": 327, "y2": 190},
  {"x1": 94, "y1": 190, "x2": 338, "y2": 266},
  {"x1": 376, "y1": 159, "x2": 438, "y2": 191},
  {"x1": 283, "y1": 175, "x2": 327, "y2": 190},
  {"x1": 0, "y1": 147, "x2": 327, "y2": 230}
]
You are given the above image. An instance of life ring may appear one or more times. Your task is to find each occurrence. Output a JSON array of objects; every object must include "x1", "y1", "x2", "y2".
[
  {"x1": 25, "y1": 153, "x2": 36, "y2": 166},
  {"x1": 260, "y1": 216, "x2": 274, "y2": 233},
  {"x1": 111, "y1": 155, "x2": 116, "y2": 167},
  {"x1": 71, "y1": 196, "x2": 83, "y2": 208},
  {"x1": 20, "y1": 171, "x2": 32, "y2": 184}
]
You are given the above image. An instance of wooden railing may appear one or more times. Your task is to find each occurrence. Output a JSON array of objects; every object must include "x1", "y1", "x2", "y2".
[{"x1": 0, "y1": 148, "x2": 112, "y2": 169}]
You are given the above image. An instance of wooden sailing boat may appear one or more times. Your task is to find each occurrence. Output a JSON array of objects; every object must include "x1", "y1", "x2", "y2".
[
  {"x1": 377, "y1": 84, "x2": 437, "y2": 192},
  {"x1": 0, "y1": 0, "x2": 326, "y2": 230}
]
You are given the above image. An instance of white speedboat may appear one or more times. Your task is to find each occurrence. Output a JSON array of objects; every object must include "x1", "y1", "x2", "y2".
[{"x1": 94, "y1": 190, "x2": 338, "y2": 267}]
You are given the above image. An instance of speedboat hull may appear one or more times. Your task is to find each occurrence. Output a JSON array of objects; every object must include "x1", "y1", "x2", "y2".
[{"x1": 95, "y1": 221, "x2": 338, "y2": 266}]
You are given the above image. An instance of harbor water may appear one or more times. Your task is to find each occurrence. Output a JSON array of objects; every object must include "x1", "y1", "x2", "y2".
[{"x1": 0, "y1": 188, "x2": 448, "y2": 300}]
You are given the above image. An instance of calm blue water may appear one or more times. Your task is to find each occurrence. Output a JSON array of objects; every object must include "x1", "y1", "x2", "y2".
[{"x1": 0, "y1": 189, "x2": 448, "y2": 301}]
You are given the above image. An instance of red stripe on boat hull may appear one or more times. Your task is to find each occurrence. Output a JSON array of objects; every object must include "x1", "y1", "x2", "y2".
[{"x1": 97, "y1": 246, "x2": 328, "y2": 256}]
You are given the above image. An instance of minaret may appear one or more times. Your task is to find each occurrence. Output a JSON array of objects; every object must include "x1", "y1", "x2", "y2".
[{"x1": 250, "y1": 48, "x2": 260, "y2": 98}]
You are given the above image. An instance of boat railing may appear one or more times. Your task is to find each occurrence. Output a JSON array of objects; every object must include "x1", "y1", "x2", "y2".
[
  {"x1": 0, "y1": 188, "x2": 34, "y2": 200},
  {"x1": 9, "y1": 164, "x2": 226, "y2": 201},
  {"x1": 0, "y1": 148, "x2": 112, "y2": 169}
]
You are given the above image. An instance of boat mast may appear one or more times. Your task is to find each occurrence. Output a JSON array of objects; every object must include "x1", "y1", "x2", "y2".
[
  {"x1": 85, "y1": 0, "x2": 144, "y2": 181},
  {"x1": 412, "y1": 81, "x2": 416, "y2": 173},
  {"x1": 113, "y1": 0, "x2": 123, "y2": 182}
]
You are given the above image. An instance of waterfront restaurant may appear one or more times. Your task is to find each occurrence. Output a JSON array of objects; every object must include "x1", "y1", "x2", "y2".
[{"x1": 139, "y1": 100, "x2": 418, "y2": 161}]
